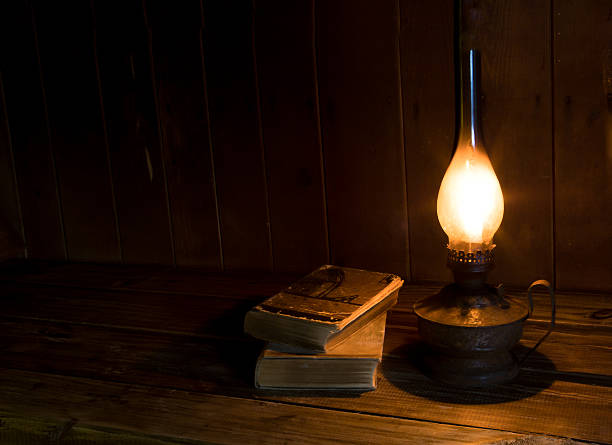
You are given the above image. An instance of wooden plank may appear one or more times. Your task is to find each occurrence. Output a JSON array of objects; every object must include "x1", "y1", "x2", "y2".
[
  {"x1": 93, "y1": 0, "x2": 173, "y2": 264},
  {"x1": 0, "y1": 72, "x2": 24, "y2": 260},
  {"x1": 253, "y1": 0, "x2": 328, "y2": 273},
  {"x1": 390, "y1": 285, "x2": 612, "y2": 330},
  {"x1": 0, "y1": 316, "x2": 609, "y2": 442},
  {"x1": 0, "y1": 317, "x2": 261, "y2": 390},
  {"x1": 553, "y1": 0, "x2": 612, "y2": 291},
  {"x1": 324, "y1": 370, "x2": 611, "y2": 443},
  {"x1": 0, "y1": 261, "x2": 168, "y2": 290},
  {"x1": 518, "y1": 324, "x2": 612, "y2": 386},
  {"x1": 0, "y1": 411, "x2": 203, "y2": 445},
  {"x1": 120, "y1": 267, "x2": 296, "y2": 298},
  {"x1": 0, "y1": 264, "x2": 607, "y2": 329},
  {"x1": 0, "y1": 369, "x2": 528, "y2": 445},
  {"x1": 399, "y1": 0, "x2": 455, "y2": 282},
  {"x1": 382, "y1": 323, "x2": 612, "y2": 385},
  {"x1": 145, "y1": 0, "x2": 221, "y2": 268},
  {"x1": 0, "y1": 261, "x2": 294, "y2": 298},
  {"x1": 0, "y1": 273, "x2": 608, "y2": 381},
  {"x1": 2, "y1": 278, "x2": 611, "y2": 375},
  {"x1": 461, "y1": 0, "x2": 554, "y2": 287},
  {"x1": 1, "y1": 278, "x2": 610, "y2": 343},
  {"x1": 0, "y1": 10, "x2": 25, "y2": 260},
  {"x1": 31, "y1": 0, "x2": 120, "y2": 262},
  {"x1": 0, "y1": 285, "x2": 264, "y2": 338},
  {"x1": 0, "y1": 270, "x2": 608, "y2": 441},
  {"x1": 202, "y1": 0, "x2": 272, "y2": 271},
  {"x1": 0, "y1": 1, "x2": 65, "y2": 260},
  {"x1": 317, "y1": 0, "x2": 410, "y2": 277},
  {"x1": 0, "y1": 310, "x2": 609, "y2": 381}
]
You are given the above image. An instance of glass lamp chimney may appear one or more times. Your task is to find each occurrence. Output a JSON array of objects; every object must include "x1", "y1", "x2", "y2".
[{"x1": 436, "y1": 49, "x2": 504, "y2": 253}]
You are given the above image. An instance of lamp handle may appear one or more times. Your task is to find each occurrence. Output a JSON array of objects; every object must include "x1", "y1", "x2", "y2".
[{"x1": 518, "y1": 279, "x2": 556, "y2": 365}]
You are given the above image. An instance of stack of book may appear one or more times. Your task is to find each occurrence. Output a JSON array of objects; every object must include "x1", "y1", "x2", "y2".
[{"x1": 244, "y1": 265, "x2": 404, "y2": 391}]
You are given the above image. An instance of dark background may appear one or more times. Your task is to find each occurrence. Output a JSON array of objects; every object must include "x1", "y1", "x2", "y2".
[{"x1": 0, "y1": 0, "x2": 610, "y2": 292}]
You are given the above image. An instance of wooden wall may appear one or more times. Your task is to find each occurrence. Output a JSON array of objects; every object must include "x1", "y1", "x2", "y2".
[{"x1": 0, "y1": 0, "x2": 610, "y2": 292}]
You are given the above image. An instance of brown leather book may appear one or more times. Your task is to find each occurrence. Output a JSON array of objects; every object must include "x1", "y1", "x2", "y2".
[
  {"x1": 255, "y1": 313, "x2": 387, "y2": 390},
  {"x1": 244, "y1": 265, "x2": 403, "y2": 352}
]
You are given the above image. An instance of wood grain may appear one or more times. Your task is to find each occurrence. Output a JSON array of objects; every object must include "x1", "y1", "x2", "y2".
[
  {"x1": 553, "y1": 0, "x2": 612, "y2": 291},
  {"x1": 400, "y1": 0, "x2": 455, "y2": 282},
  {"x1": 0, "y1": 261, "x2": 169, "y2": 290},
  {"x1": 254, "y1": 0, "x2": 329, "y2": 273},
  {"x1": 31, "y1": 0, "x2": 120, "y2": 262},
  {"x1": 0, "y1": 305, "x2": 609, "y2": 382},
  {"x1": 0, "y1": 10, "x2": 24, "y2": 260},
  {"x1": 94, "y1": 0, "x2": 173, "y2": 264},
  {"x1": 145, "y1": 0, "x2": 221, "y2": 268},
  {"x1": 462, "y1": 0, "x2": 554, "y2": 287},
  {"x1": 0, "y1": 266, "x2": 610, "y2": 442},
  {"x1": 382, "y1": 322, "x2": 612, "y2": 382},
  {"x1": 1, "y1": 1, "x2": 611, "y2": 295},
  {"x1": 0, "y1": 411, "x2": 198, "y2": 445},
  {"x1": 0, "y1": 284, "x2": 264, "y2": 338},
  {"x1": 0, "y1": 369, "x2": 529, "y2": 445},
  {"x1": 0, "y1": 1, "x2": 65, "y2": 260},
  {"x1": 1, "y1": 1, "x2": 611, "y2": 294},
  {"x1": 0, "y1": 312, "x2": 609, "y2": 442},
  {"x1": 1, "y1": 278, "x2": 610, "y2": 376},
  {"x1": 120, "y1": 267, "x2": 296, "y2": 298},
  {"x1": 0, "y1": 263, "x2": 607, "y2": 329},
  {"x1": 202, "y1": 0, "x2": 272, "y2": 271},
  {"x1": 0, "y1": 72, "x2": 23, "y2": 260},
  {"x1": 390, "y1": 285, "x2": 612, "y2": 330},
  {"x1": 317, "y1": 0, "x2": 410, "y2": 277}
]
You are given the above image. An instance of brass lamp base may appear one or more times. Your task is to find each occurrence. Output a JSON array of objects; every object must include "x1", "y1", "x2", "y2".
[
  {"x1": 419, "y1": 347, "x2": 519, "y2": 387},
  {"x1": 414, "y1": 248, "x2": 529, "y2": 387}
]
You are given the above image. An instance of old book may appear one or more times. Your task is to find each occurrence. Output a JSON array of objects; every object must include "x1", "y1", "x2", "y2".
[
  {"x1": 255, "y1": 313, "x2": 387, "y2": 390},
  {"x1": 244, "y1": 265, "x2": 403, "y2": 352}
]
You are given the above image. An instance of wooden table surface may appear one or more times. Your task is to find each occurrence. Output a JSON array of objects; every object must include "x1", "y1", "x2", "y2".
[{"x1": 0, "y1": 261, "x2": 610, "y2": 444}]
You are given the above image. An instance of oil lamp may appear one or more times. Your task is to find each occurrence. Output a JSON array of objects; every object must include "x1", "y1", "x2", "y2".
[{"x1": 413, "y1": 49, "x2": 555, "y2": 386}]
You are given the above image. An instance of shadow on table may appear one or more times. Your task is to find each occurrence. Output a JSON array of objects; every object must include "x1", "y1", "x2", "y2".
[
  {"x1": 134, "y1": 299, "x2": 367, "y2": 399},
  {"x1": 382, "y1": 341, "x2": 556, "y2": 404}
]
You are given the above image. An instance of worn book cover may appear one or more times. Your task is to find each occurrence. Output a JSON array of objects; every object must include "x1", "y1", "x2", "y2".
[
  {"x1": 244, "y1": 264, "x2": 403, "y2": 351},
  {"x1": 255, "y1": 313, "x2": 387, "y2": 390}
]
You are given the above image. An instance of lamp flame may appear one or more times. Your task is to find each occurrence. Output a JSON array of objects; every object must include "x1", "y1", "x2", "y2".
[{"x1": 437, "y1": 144, "x2": 504, "y2": 252}]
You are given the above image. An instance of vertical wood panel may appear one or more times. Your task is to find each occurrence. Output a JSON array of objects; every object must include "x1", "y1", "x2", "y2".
[
  {"x1": 0, "y1": 7, "x2": 25, "y2": 258},
  {"x1": 32, "y1": 0, "x2": 120, "y2": 262},
  {"x1": 0, "y1": 1, "x2": 65, "y2": 260},
  {"x1": 94, "y1": 0, "x2": 173, "y2": 264},
  {"x1": 554, "y1": 0, "x2": 612, "y2": 291},
  {"x1": 146, "y1": 0, "x2": 221, "y2": 268},
  {"x1": 0, "y1": 75, "x2": 24, "y2": 259},
  {"x1": 317, "y1": 0, "x2": 410, "y2": 277},
  {"x1": 254, "y1": 0, "x2": 328, "y2": 273},
  {"x1": 463, "y1": 0, "x2": 554, "y2": 287},
  {"x1": 1, "y1": 0, "x2": 609, "y2": 293},
  {"x1": 202, "y1": 0, "x2": 272, "y2": 271},
  {"x1": 400, "y1": 0, "x2": 455, "y2": 282}
]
